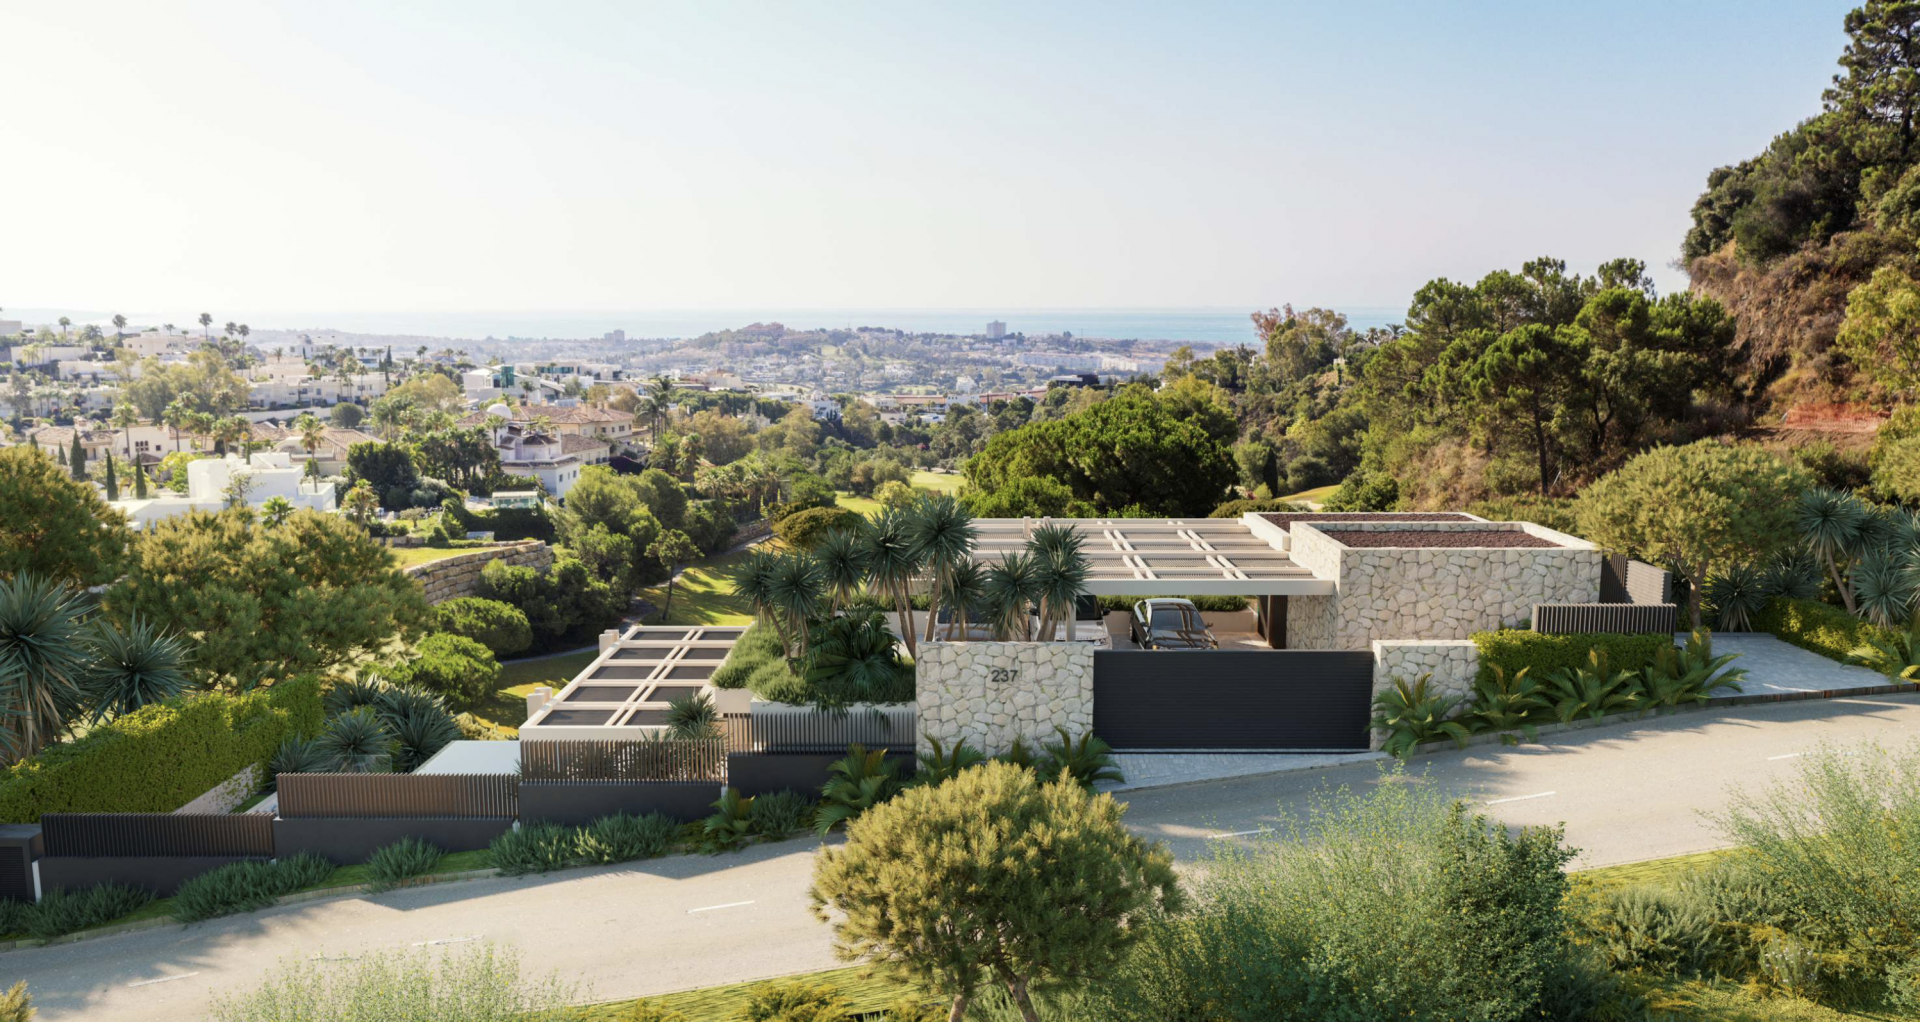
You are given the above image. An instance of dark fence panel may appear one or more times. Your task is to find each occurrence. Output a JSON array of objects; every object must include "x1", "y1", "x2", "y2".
[
  {"x1": 521, "y1": 739, "x2": 725, "y2": 782},
  {"x1": 273, "y1": 817, "x2": 513, "y2": 865},
  {"x1": 1532, "y1": 603, "x2": 1676, "y2": 635},
  {"x1": 41, "y1": 813, "x2": 275, "y2": 858},
  {"x1": 277, "y1": 774, "x2": 519, "y2": 819},
  {"x1": 39, "y1": 855, "x2": 264, "y2": 898},
  {"x1": 727, "y1": 752, "x2": 916, "y2": 798},
  {"x1": 0, "y1": 825, "x2": 43, "y2": 903},
  {"x1": 1093, "y1": 649, "x2": 1373, "y2": 750},
  {"x1": 728, "y1": 706, "x2": 917, "y2": 753},
  {"x1": 519, "y1": 781, "x2": 718, "y2": 825}
]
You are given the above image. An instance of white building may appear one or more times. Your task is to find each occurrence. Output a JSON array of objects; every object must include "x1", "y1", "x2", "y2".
[
  {"x1": 247, "y1": 373, "x2": 388, "y2": 410},
  {"x1": 807, "y1": 391, "x2": 842, "y2": 421},
  {"x1": 482, "y1": 402, "x2": 608, "y2": 499},
  {"x1": 110, "y1": 452, "x2": 335, "y2": 530},
  {"x1": 986, "y1": 320, "x2": 1007, "y2": 340}
]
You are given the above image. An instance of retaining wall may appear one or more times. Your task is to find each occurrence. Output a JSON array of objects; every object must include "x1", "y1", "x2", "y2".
[{"x1": 403, "y1": 541, "x2": 553, "y2": 604}]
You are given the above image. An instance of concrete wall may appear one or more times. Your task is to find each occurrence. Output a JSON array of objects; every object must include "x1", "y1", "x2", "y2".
[
  {"x1": 1370, "y1": 639, "x2": 1480, "y2": 751},
  {"x1": 916, "y1": 642, "x2": 1093, "y2": 759},
  {"x1": 727, "y1": 752, "x2": 916, "y2": 797},
  {"x1": 1288, "y1": 522, "x2": 1601, "y2": 650},
  {"x1": 404, "y1": 541, "x2": 553, "y2": 604}
]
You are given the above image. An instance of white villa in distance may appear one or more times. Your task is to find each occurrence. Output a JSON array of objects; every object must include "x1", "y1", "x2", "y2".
[{"x1": 111, "y1": 451, "x2": 335, "y2": 529}]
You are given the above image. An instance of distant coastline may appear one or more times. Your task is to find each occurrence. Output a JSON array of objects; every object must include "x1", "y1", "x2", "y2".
[{"x1": 4, "y1": 306, "x2": 1405, "y2": 345}]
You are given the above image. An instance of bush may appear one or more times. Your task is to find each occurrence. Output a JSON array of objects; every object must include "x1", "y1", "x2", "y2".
[
  {"x1": 366, "y1": 838, "x2": 443, "y2": 892},
  {"x1": 749, "y1": 790, "x2": 814, "y2": 838},
  {"x1": 710, "y1": 624, "x2": 784, "y2": 690},
  {"x1": 1465, "y1": 495, "x2": 1580, "y2": 535},
  {"x1": 205, "y1": 943, "x2": 577, "y2": 1022},
  {"x1": 1320, "y1": 470, "x2": 1399, "y2": 511},
  {"x1": 774, "y1": 506, "x2": 862, "y2": 550},
  {"x1": 0, "y1": 676, "x2": 322, "y2": 823},
  {"x1": 1586, "y1": 884, "x2": 1727, "y2": 975},
  {"x1": 173, "y1": 854, "x2": 336, "y2": 922},
  {"x1": 20, "y1": 883, "x2": 152, "y2": 940},
  {"x1": 478, "y1": 557, "x2": 619, "y2": 650},
  {"x1": 389, "y1": 633, "x2": 502, "y2": 708},
  {"x1": 490, "y1": 823, "x2": 578, "y2": 876},
  {"x1": 1207, "y1": 498, "x2": 1303, "y2": 518},
  {"x1": 742, "y1": 980, "x2": 851, "y2": 1022},
  {"x1": 1471, "y1": 630, "x2": 1671, "y2": 686},
  {"x1": 573, "y1": 813, "x2": 677, "y2": 864},
  {"x1": 1753, "y1": 595, "x2": 1898, "y2": 664}
]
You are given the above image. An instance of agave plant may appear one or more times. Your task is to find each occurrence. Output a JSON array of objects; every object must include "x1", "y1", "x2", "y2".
[
  {"x1": 1850, "y1": 549, "x2": 1917, "y2": 627},
  {"x1": 1850, "y1": 615, "x2": 1920, "y2": 683},
  {"x1": 1543, "y1": 651, "x2": 1645, "y2": 723},
  {"x1": 665, "y1": 691, "x2": 721, "y2": 740},
  {"x1": 1704, "y1": 563, "x2": 1769, "y2": 632},
  {"x1": 267, "y1": 737, "x2": 334, "y2": 790},
  {"x1": 0, "y1": 573, "x2": 90, "y2": 762},
  {"x1": 1641, "y1": 630, "x2": 1746, "y2": 706},
  {"x1": 860, "y1": 506, "x2": 924, "y2": 658},
  {"x1": 703, "y1": 787, "x2": 758, "y2": 851},
  {"x1": 1370, "y1": 673, "x2": 1469, "y2": 758},
  {"x1": 317, "y1": 706, "x2": 395, "y2": 772},
  {"x1": 801, "y1": 612, "x2": 907, "y2": 709},
  {"x1": 912, "y1": 735, "x2": 986, "y2": 787},
  {"x1": 1461, "y1": 665, "x2": 1548, "y2": 745},
  {"x1": 323, "y1": 674, "x2": 393, "y2": 718},
  {"x1": 384, "y1": 697, "x2": 462, "y2": 773},
  {"x1": 814, "y1": 743, "x2": 902, "y2": 834},
  {"x1": 980, "y1": 551, "x2": 1042, "y2": 641},
  {"x1": 82, "y1": 616, "x2": 192, "y2": 722},
  {"x1": 1038, "y1": 726, "x2": 1123, "y2": 788}
]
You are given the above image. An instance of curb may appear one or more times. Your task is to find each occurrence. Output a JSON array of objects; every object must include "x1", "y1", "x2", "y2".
[
  {"x1": 1407, "y1": 682, "x2": 1918, "y2": 757},
  {"x1": 1100, "y1": 752, "x2": 1388, "y2": 795},
  {"x1": 0, "y1": 866, "x2": 504, "y2": 955}
]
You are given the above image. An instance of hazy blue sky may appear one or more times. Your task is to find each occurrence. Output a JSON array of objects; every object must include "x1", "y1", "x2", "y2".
[{"x1": 0, "y1": 1, "x2": 1853, "y2": 319}]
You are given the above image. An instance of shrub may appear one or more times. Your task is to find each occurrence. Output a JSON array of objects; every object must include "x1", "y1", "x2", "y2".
[
  {"x1": 378, "y1": 688, "x2": 463, "y2": 773},
  {"x1": 1207, "y1": 498, "x2": 1302, "y2": 518},
  {"x1": 1471, "y1": 630, "x2": 1671, "y2": 687},
  {"x1": 814, "y1": 745, "x2": 903, "y2": 835},
  {"x1": 205, "y1": 943, "x2": 576, "y2": 1022},
  {"x1": 1586, "y1": 885, "x2": 1727, "y2": 975},
  {"x1": 749, "y1": 790, "x2": 814, "y2": 838},
  {"x1": 21, "y1": 883, "x2": 152, "y2": 940},
  {"x1": 1370, "y1": 674, "x2": 1469, "y2": 757},
  {"x1": 1753, "y1": 595, "x2": 1899, "y2": 664},
  {"x1": 454, "y1": 712, "x2": 512, "y2": 741},
  {"x1": 710, "y1": 624, "x2": 784, "y2": 690},
  {"x1": 1886, "y1": 954, "x2": 1920, "y2": 1015},
  {"x1": 1465, "y1": 495, "x2": 1580, "y2": 535},
  {"x1": 367, "y1": 838, "x2": 443, "y2": 892},
  {"x1": 173, "y1": 855, "x2": 335, "y2": 923},
  {"x1": 318, "y1": 707, "x2": 395, "y2": 772},
  {"x1": 266, "y1": 738, "x2": 333, "y2": 790},
  {"x1": 703, "y1": 788, "x2": 758, "y2": 850},
  {"x1": 490, "y1": 823, "x2": 578, "y2": 876},
  {"x1": 742, "y1": 979, "x2": 851, "y2": 1022},
  {"x1": 432, "y1": 598, "x2": 532, "y2": 658},
  {"x1": 1036, "y1": 727, "x2": 1122, "y2": 788},
  {"x1": 478, "y1": 557, "x2": 618, "y2": 649},
  {"x1": 774, "y1": 507, "x2": 862, "y2": 551},
  {"x1": 573, "y1": 813, "x2": 677, "y2": 864},
  {"x1": 0, "y1": 675, "x2": 322, "y2": 823},
  {"x1": 619, "y1": 1002, "x2": 691, "y2": 1022},
  {"x1": 390, "y1": 633, "x2": 501, "y2": 708},
  {"x1": 0, "y1": 980, "x2": 31, "y2": 1022}
]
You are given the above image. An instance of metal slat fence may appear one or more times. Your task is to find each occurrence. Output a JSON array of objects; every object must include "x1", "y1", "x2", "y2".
[
  {"x1": 41, "y1": 813, "x2": 275, "y2": 858},
  {"x1": 733, "y1": 705, "x2": 918, "y2": 753},
  {"x1": 276, "y1": 774, "x2": 519, "y2": 818},
  {"x1": 1531, "y1": 603, "x2": 1678, "y2": 635},
  {"x1": 520, "y1": 739, "x2": 727, "y2": 782}
]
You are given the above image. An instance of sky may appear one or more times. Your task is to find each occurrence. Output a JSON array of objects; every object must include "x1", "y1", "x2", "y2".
[{"x1": 0, "y1": 1, "x2": 1856, "y2": 325}]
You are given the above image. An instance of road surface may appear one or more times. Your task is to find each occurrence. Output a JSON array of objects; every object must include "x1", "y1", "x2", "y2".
[{"x1": 9, "y1": 690, "x2": 1918, "y2": 1021}]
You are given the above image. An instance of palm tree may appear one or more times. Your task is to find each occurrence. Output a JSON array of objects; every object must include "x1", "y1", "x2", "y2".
[
  {"x1": 111, "y1": 314, "x2": 127, "y2": 344},
  {"x1": 938, "y1": 558, "x2": 987, "y2": 640},
  {"x1": 342, "y1": 480, "x2": 380, "y2": 528},
  {"x1": 261, "y1": 495, "x2": 295, "y2": 526},
  {"x1": 981, "y1": 550, "x2": 1042, "y2": 641},
  {"x1": 1029, "y1": 523, "x2": 1091, "y2": 642},
  {"x1": 199, "y1": 312, "x2": 212, "y2": 343},
  {"x1": 57, "y1": 316, "x2": 70, "y2": 339},
  {"x1": 83, "y1": 617, "x2": 191, "y2": 722},
  {"x1": 110, "y1": 402, "x2": 138, "y2": 460},
  {"x1": 0, "y1": 574, "x2": 90, "y2": 763},
  {"x1": 861, "y1": 507, "x2": 923, "y2": 658},
  {"x1": 162, "y1": 397, "x2": 192, "y2": 454},
  {"x1": 766, "y1": 552, "x2": 827, "y2": 659},
  {"x1": 814, "y1": 528, "x2": 872, "y2": 617},
  {"x1": 732, "y1": 548, "x2": 794, "y2": 656},
  {"x1": 294, "y1": 411, "x2": 326, "y2": 471},
  {"x1": 163, "y1": 323, "x2": 175, "y2": 336},
  {"x1": 212, "y1": 416, "x2": 246, "y2": 457},
  {"x1": 1797, "y1": 487, "x2": 1872, "y2": 614},
  {"x1": 906, "y1": 495, "x2": 976, "y2": 644}
]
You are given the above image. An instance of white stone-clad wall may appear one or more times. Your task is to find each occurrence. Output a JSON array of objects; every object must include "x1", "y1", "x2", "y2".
[
  {"x1": 915, "y1": 642, "x2": 1094, "y2": 759},
  {"x1": 1286, "y1": 522, "x2": 1601, "y2": 649},
  {"x1": 1369, "y1": 639, "x2": 1480, "y2": 750}
]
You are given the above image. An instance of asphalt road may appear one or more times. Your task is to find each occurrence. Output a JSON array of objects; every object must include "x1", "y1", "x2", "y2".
[{"x1": 9, "y1": 690, "x2": 1918, "y2": 1021}]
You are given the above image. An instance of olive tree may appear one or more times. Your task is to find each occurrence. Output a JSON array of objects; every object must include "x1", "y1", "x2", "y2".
[
  {"x1": 809, "y1": 761, "x2": 1182, "y2": 1022},
  {"x1": 1575, "y1": 440, "x2": 1812, "y2": 626}
]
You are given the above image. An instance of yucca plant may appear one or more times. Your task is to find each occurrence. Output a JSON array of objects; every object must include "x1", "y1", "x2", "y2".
[
  {"x1": 0, "y1": 573, "x2": 90, "y2": 763},
  {"x1": 702, "y1": 787, "x2": 757, "y2": 851},
  {"x1": 1461, "y1": 665, "x2": 1547, "y2": 745},
  {"x1": 1543, "y1": 651, "x2": 1645, "y2": 723},
  {"x1": 82, "y1": 616, "x2": 192, "y2": 722},
  {"x1": 1850, "y1": 549, "x2": 1917, "y2": 627},
  {"x1": 860, "y1": 506, "x2": 924, "y2": 658},
  {"x1": 1850, "y1": 614, "x2": 1920, "y2": 683},
  {"x1": 1641, "y1": 629, "x2": 1746, "y2": 706},
  {"x1": 317, "y1": 706, "x2": 394, "y2": 772},
  {"x1": 1370, "y1": 673, "x2": 1469, "y2": 758},
  {"x1": 1761, "y1": 548, "x2": 1822, "y2": 602},
  {"x1": 936, "y1": 558, "x2": 987, "y2": 640},
  {"x1": 906, "y1": 495, "x2": 977, "y2": 645},
  {"x1": 730, "y1": 548, "x2": 793, "y2": 658},
  {"x1": 664, "y1": 691, "x2": 720, "y2": 740},
  {"x1": 1798, "y1": 486, "x2": 1872, "y2": 614},
  {"x1": 1028, "y1": 523, "x2": 1090, "y2": 642},
  {"x1": 1704, "y1": 562, "x2": 1769, "y2": 632},
  {"x1": 814, "y1": 743, "x2": 901, "y2": 834},
  {"x1": 812, "y1": 528, "x2": 872, "y2": 617},
  {"x1": 765, "y1": 552, "x2": 827, "y2": 659},
  {"x1": 1038, "y1": 726, "x2": 1123, "y2": 788},
  {"x1": 979, "y1": 551, "x2": 1041, "y2": 641},
  {"x1": 912, "y1": 735, "x2": 986, "y2": 787}
]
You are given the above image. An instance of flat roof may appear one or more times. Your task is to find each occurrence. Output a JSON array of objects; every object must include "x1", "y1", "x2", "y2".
[
  {"x1": 413, "y1": 740, "x2": 521, "y2": 775},
  {"x1": 967, "y1": 518, "x2": 1333, "y2": 596},
  {"x1": 521, "y1": 624, "x2": 745, "y2": 734}
]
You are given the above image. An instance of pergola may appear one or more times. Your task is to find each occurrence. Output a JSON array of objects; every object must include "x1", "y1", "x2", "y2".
[
  {"x1": 967, "y1": 517, "x2": 1334, "y2": 596},
  {"x1": 520, "y1": 625, "x2": 745, "y2": 737}
]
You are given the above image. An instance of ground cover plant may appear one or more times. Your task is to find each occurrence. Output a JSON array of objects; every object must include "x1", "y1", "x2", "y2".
[
  {"x1": 205, "y1": 942, "x2": 577, "y2": 1022},
  {"x1": 365, "y1": 838, "x2": 443, "y2": 892},
  {"x1": 172, "y1": 854, "x2": 335, "y2": 923}
]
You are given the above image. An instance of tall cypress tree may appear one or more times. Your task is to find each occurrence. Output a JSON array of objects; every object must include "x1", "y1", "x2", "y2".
[
  {"x1": 133, "y1": 462, "x2": 149, "y2": 499},
  {"x1": 103, "y1": 452, "x2": 118, "y2": 500},
  {"x1": 68, "y1": 434, "x2": 87, "y2": 480}
]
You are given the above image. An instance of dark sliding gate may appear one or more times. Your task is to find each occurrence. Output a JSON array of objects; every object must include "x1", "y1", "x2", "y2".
[{"x1": 1092, "y1": 649, "x2": 1374, "y2": 751}]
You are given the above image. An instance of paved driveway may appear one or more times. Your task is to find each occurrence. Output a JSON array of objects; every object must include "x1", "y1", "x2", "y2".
[{"x1": 1694, "y1": 632, "x2": 1893, "y2": 696}]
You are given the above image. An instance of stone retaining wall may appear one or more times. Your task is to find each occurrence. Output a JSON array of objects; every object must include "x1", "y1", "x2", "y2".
[
  {"x1": 404, "y1": 541, "x2": 553, "y2": 604},
  {"x1": 1370, "y1": 638, "x2": 1479, "y2": 751},
  {"x1": 915, "y1": 642, "x2": 1094, "y2": 759},
  {"x1": 175, "y1": 764, "x2": 261, "y2": 815}
]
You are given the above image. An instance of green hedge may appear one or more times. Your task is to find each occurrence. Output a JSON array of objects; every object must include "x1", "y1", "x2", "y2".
[
  {"x1": 1472, "y1": 630, "x2": 1672, "y2": 684},
  {"x1": 0, "y1": 676, "x2": 323, "y2": 823},
  {"x1": 1753, "y1": 596, "x2": 1894, "y2": 664}
]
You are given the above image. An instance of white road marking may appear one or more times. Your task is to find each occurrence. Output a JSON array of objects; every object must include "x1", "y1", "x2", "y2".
[
  {"x1": 128, "y1": 973, "x2": 200, "y2": 988},
  {"x1": 412, "y1": 935, "x2": 481, "y2": 947},
  {"x1": 687, "y1": 900, "x2": 755, "y2": 914},
  {"x1": 1485, "y1": 791, "x2": 1556, "y2": 806},
  {"x1": 1767, "y1": 752, "x2": 1803, "y2": 761},
  {"x1": 1210, "y1": 827, "x2": 1274, "y2": 838}
]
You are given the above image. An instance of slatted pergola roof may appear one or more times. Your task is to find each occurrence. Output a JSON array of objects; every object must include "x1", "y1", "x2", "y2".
[
  {"x1": 521, "y1": 625, "x2": 744, "y2": 734},
  {"x1": 967, "y1": 518, "x2": 1333, "y2": 596}
]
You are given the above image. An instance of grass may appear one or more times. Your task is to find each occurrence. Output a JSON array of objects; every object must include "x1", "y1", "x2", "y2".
[
  {"x1": 573, "y1": 966, "x2": 925, "y2": 1021},
  {"x1": 910, "y1": 469, "x2": 964, "y2": 495},
  {"x1": 468, "y1": 649, "x2": 601, "y2": 732},
  {"x1": 835, "y1": 491, "x2": 882, "y2": 517},
  {"x1": 1576, "y1": 849, "x2": 1729, "y2": 891},
  {"x1": 637, "y1": 542, "x2": 758, "y2": 626},
  {"x1": 1278, "y1": 483, "x2": 1337, "y2": 504},
  {"x1": 388, "y1": 540, "x2": 491, "y2": 568}
]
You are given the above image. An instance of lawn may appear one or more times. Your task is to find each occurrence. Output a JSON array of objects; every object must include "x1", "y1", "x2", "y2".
[
  {"x1": 574, "y1": 966, "x2": 923, "y2": 1021},
  {"x1": 637, "y1": 542, "x2": 759, "y2": 626},
  {"x1": 469, "y1": 649, "x2": 601, "y2": 732},
  {"x1": 911, "y1": 469, "x2": 964, "y2": 495},
  {"x1": 835, "y1": 491, "x2": 882, "y2": 517},
  {"x1": 387, "y1": 541, "x2": 490, "y2": 568},
  {"x1": 1278, "y1": 484, "x2": 1337, "y2": 505}
]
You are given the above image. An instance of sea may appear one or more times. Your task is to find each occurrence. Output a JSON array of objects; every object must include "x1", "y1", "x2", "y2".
[{"x1": 7, "y1": 307, "x2": 1406, "y2": 346}]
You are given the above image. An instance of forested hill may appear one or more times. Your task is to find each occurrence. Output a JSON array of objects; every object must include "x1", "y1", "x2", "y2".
[{"x1": 1683, "y1": 0, "x2": 1920, "y2": 412}]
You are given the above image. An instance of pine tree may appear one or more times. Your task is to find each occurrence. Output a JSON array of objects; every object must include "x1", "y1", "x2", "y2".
[
  {"x1": 68, "y1": 434, "x2": 86, "y2": 481},
  {"x1": 103, "y1": 452, "x2": 118, "y2": 501}
]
